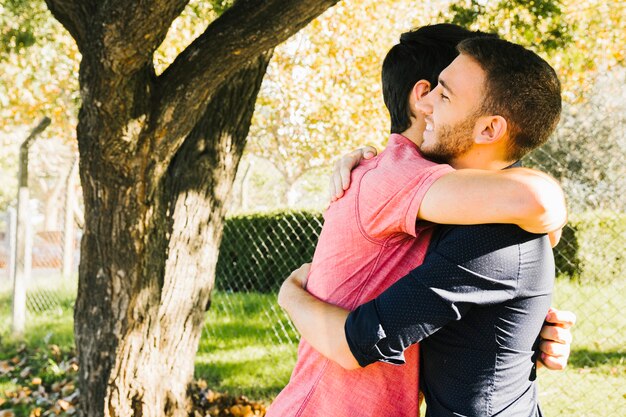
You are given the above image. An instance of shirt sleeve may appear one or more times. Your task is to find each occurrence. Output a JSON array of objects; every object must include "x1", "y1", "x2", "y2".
[
  {"x1": 345, "y1": 224, "x2": 534, "y2": 367},
  {"x1": 358, "y1": 160, "x2": 453, "y2": 239}
]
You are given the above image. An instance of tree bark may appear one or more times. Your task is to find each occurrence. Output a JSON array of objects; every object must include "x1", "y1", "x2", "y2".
[
  {"x1": 75, "y1": 51, "x2": 272, "y2": 416},
  {"x1": 42, "y1": 1, "x2": 340, "y2": 416}
]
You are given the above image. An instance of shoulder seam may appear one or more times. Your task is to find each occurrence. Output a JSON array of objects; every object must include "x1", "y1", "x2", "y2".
[
  {"x1": 354, "y1": 155, "x2": 386, "y2": 245},
  {"x1": 404, "y1": 164, "x2": 453, "y2": 234}
]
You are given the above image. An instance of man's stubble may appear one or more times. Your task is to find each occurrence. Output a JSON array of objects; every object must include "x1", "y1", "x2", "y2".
[{"x1": 421, "y1": 113, "x2": 478, "y2": 164}]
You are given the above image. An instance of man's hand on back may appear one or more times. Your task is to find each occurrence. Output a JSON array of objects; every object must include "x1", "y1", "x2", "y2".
[
  {"x1": 538, "y1": 307, "x2": 577, "y2": 370},
  {"x1": 278, "y1": 263, "x2": 360, "y2": 370},
  {"x1": 548, "y1": 228, "x2": 563, "y2": 248},
  {"x1": 329, "y1": 146, "x2": 378, "y2": 201}
]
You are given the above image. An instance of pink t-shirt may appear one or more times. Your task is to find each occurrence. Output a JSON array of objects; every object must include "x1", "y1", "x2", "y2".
[{"x1": 267, "y1": 134, "x2": 454, "y2": 417}]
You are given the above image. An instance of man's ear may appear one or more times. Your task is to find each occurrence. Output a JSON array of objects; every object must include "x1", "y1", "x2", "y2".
[
  {"x1": 411, "y1": 80, "x2": 431, "y2": 102},
  {"x1": 475, "y1": 115, "x2": 508, "y2": 144}
]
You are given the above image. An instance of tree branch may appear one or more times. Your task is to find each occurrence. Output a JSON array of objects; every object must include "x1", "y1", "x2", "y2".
[
  {"x1": 98, "y1": 0, "x2": 190, "y2": 75},
  {"x1": 45, "y1": 0, "x2": 190, "y2": 77},
  {"x1": 44, "y1": 0, "x2": 95, "y2": 51},
  {"x1": 160, "y1": 49, "x2": 273, "y2": 208},
  {"x1": 152, "y1": 0, "x2": 339, "y2": 163}
]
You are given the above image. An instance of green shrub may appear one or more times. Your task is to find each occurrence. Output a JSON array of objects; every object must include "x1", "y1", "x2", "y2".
[
  {"x1": 215, "y1": 210, "x2": 625, "y2": 291},
  {"x1": 555, "y1": 211, "x2": 626, "y2": 284},
  {"x1": 216, "y1": 211, "x2": 324, "y2": 292}
]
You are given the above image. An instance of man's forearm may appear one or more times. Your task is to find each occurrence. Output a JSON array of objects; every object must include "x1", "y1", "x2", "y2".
[
  {"x1": 513, "y1": 169, "x2": 567, "y2": 234},
  {"x1": 417, "y1": 168, "x2": 567, "y2": 234},
  {"x1": 278, "y1": 277, "x2": 360, "y2": 370}
]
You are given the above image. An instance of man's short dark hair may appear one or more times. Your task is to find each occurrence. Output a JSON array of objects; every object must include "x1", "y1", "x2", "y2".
[
  {"x1": 382, "y1": 24, "x2": 495, "y2": 134},
  {"x1": 457, "y1": 37, "x2": 562, "y2": 161}
]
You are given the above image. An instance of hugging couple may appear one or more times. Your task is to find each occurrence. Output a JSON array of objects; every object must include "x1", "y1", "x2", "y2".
[{"x1": 270, "y1": 24, "x2": 576, "y2": 417}]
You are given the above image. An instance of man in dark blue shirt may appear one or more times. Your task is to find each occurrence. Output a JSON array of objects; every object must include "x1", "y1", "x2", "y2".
[
  {"x1": 346, "y1": 223, "x2": 553, "y2": 416},
  {"x1": 278, "y1": 36, "x2": 575, "y2": 416}
]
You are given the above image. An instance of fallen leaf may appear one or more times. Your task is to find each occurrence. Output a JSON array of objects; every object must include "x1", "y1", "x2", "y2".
[
  {"x1": 61, "y1": 382, "x2": 75, "y2": 396},
  {"x1": 17, "y1": 387, "x2": 33, "y2": 402},
  {"x1": 0, "y1": 410, "x2": 16, "y2": 417},
  {"x1": 206, "y1": 389, "x2": 217, "y2": 402},
  {"x1": 62, "y1": 391, "x2": 80, "y2": 405},
  {"x1": 196, "y1": 379, "x2": 208, "y2": 390},
  {"x1": 242, "y1": 405, "x2": 253, "y2": 417},
  {"x1": 57, "y1": 399, "x2": 71, "y2": 411},
  {"x1": 32, "y1": 377, "x2": 43, "y2": 385},
  {"x1": 20, "y1": 366, "x2": 32, "y2": 378},
  {"x1": 0, "y1": 360, "x2": 14, "y2": 374},
  {"x1": 49, "y1": 345, "x2": 61, "y2": 359}
]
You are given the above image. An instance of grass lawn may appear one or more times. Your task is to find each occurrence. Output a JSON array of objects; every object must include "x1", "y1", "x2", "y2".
[
  {"x1": 196, "y1": 291, "x2": 299, "y2": 400},
  {"x1": 537, "y1": 279, "x2": 626, "y2": 416},
  {"x1": 1, "y1": 279, "x2": 624, "y2": 415}
]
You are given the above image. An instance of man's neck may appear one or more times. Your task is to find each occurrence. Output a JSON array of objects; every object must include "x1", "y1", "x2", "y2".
[
  {"x1": 450, "y1": 150, "x2": 514, "y2": 171},
  {"x1": 400, "y1": 125, "x2": 424, "y2": 147}
]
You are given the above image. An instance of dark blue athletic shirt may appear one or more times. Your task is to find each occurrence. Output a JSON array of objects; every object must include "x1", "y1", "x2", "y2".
[{"x1": 345, "y1": 223, "x2": 555, "y2": 417}]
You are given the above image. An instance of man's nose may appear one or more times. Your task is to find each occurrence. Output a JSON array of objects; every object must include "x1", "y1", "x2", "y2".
[{"x1": 416, "y1": 91, "x2": 434, "y2": 115}]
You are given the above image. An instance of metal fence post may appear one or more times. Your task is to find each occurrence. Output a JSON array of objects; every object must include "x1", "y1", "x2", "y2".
[
  {"x1": 62, "y1": 158, "x2": 78, "y2": 279},
  {"x1": 7, "y1": 207, "x2": 17, "y2": 287},
  {"x1": 12, "y1": 117, "x2": 51, "y2": 336}
]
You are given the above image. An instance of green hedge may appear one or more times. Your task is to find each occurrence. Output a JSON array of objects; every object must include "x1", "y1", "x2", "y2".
[
  {"x1": 215, "y1": 210, "x2": 624, "y2": 292},
  {"x1": 215, "y1": 211, "x2": 324, "y2": 292},
  {"x1": 555, "y1": 211, "x2": 626, "y2": 284}
]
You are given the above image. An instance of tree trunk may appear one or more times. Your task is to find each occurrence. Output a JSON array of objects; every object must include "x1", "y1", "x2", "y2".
[
  {"x1": 74, "y1": 52, "x2": 272, "y2": 417},
  {"x1": 42, "y1": 1, "x2": 340, "y2": 416}
]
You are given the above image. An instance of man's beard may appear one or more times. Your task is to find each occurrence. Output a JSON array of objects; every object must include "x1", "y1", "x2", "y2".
[{"x1": 421, "y1": 114, "x2": 477, "y2": 164}]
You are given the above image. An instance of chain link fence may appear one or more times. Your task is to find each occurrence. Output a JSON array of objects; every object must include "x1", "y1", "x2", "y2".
[
  {"x1": 207, "y1": 206, "x2": 625, "y2": 414},
  {"x1": 0, "y1": 223, "x2": 80, "y2": 314},
  {"x1": 0, "y1": 226, "x2": 75, "y2": 308},
  {"x1": 0, "y1": 125, "x2": 81, "y2": 329}
]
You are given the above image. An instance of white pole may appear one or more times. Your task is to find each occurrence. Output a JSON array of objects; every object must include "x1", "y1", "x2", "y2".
[
  {"x1": 12, "y1": 186, "x2": 30, "y2": 335},
  {"x1": 62, "y1": 158, "x2": 78, "y2": 279},
  {"x1": 7, "y1": 207, "x2": 16, "y2": 290},
  {"x1": 12, "y1": 117, "x2": 50, "y2": 336}
]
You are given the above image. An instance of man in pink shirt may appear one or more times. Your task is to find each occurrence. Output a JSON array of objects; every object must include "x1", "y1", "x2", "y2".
[{"x1": 268, "y1": 25, "x2": 573, "y2": 417}]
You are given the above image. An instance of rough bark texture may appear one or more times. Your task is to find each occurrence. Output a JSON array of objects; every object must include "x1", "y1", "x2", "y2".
[
  {"x1": 76, "y1": 52, "x2": 272, "y2": 417},
  {"x1": 42, "y1": 0, "x2": 340, "y2": 416}
]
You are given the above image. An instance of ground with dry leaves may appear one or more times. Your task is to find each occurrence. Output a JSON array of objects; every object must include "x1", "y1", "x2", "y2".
[{"x1": 0, "y1": 344, "x2": 268, "y2": 417}]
